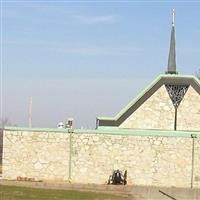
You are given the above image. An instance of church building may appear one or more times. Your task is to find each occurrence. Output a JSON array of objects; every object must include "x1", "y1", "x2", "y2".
[
  {"x1": 1, "y1": 10, "x2": 200, "y2": 188},
  {"x1": 97, "y1": 10, "x2": 200, "y2": 132}
]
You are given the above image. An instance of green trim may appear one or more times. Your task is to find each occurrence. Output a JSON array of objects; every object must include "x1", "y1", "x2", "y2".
[
  {"x1": 98, "y1": 75, "x2": 162, "y2": 121},
  {"x1": 3, "y1": 126, "x2": 200, "y2": 138},
  {"x1": 97, "y1": 74, "x2": 200, "y2": 121},
  {"x1": 4, "y1": 126, "x2": 70, "y2": 133}
]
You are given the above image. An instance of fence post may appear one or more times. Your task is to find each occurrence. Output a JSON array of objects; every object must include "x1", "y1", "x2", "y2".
[
  {"x1": 191, "y1": 134, "x2": 197, "y2": 188},
  {"x1": 68, "y1": 128, "x2": 73, "y2": 182}
]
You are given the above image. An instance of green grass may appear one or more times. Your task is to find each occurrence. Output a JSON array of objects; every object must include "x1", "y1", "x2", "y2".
[{"x1": 0, "y1": 185, "x2": 130, "y2": 200}]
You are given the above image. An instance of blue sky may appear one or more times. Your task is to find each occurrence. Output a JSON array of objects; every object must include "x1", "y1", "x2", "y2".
[{"x1": 1, "y1": 1, "x2": 200, "y2": 128}]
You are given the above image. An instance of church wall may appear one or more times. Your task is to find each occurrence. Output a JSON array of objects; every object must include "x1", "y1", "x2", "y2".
[
  {"x1": 177, "y1": 86, "x2": 200, "y2": 131},
  {"x1": 2, "y1": 129, "x2": 200, "y2": 188},
  {"x1": 119, "y1": 85, "x2": 175, "y2": 130}
]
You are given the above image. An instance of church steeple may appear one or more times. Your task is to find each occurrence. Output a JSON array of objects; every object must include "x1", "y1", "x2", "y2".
[{"x1": 167, "y1": 9, "x2": 177, "y2": 74}]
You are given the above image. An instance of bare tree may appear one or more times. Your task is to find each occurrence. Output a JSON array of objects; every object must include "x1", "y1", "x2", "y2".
[{"x1": 0, "y1": 118, "x2": 17, "y2": 128}]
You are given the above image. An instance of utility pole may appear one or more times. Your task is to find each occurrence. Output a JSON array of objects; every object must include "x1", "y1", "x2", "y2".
[{"x1": 28, "y1": 97, "x2": 32, "y2": 128}]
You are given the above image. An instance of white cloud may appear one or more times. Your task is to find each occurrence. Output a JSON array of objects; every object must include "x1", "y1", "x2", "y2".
[{"x1": 73, "y1": 15, "x2": 115, "y2": 24}]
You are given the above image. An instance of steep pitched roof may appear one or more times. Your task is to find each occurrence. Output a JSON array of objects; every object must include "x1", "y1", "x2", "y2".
[{"x1": 97, "y1": 74, "x2": 200, "y2": 127}]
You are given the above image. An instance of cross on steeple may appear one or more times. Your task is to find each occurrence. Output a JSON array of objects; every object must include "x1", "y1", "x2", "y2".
[{"x1": 167, "y1": 9, "x2": 177, "y2": 74}]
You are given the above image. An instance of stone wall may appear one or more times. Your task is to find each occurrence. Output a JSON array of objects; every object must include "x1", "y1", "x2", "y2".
[
  {"x1": 0, "y1": 130, "x2": 3, "y2": 173},
  {"x1": 193, "y1": 138, "x2": 200, "y2": 188},
  {"x1": 177, "y1": 86, "x2": 200, "y2": 131},
  {"x1": 2, "y1": 130, "x2": 69, "y2": 181},
  {"x1": 2, "y1": 129, "x2": 200, "y2": 188},
  {"x1": 71, "y1": 133, "x2": 193, "y2": 187},
  {"x1": 0, "y1": 130, "x2": 3, "y2": 165}
]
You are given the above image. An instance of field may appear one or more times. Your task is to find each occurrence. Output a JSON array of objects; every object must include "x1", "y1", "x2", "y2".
[{"x1": 0, "y1": 185, "x2": 130, "y2": 200}]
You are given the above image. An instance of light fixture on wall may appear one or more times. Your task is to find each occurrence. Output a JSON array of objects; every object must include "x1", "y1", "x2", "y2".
[{"x1": 66, "y1": 118, "x2": 73, "y2": 129}]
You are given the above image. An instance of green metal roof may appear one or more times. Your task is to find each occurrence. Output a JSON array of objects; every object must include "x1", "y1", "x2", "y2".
[{"x1": 97, "y1": 74, "x2": 200, "y2": 127}]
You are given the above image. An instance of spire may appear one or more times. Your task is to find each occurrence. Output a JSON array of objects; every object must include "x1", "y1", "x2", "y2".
[{"x1": 167, "y1": 9, "x2": 177, "y2": 74}]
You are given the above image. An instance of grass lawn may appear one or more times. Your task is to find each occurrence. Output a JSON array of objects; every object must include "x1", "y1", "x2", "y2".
[{"x1": 0, "y1": 185, "x2": 130, "y2": 200}]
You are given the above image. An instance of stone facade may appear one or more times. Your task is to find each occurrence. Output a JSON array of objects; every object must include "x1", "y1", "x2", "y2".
[
  {"x1": 177, "y1": 86, "x2": 200, "y2": 131},
  {"x1": 194, "y1": 138, "x2": 200, "y2": 188},
  {"x1": 0, "y1": 130, "x2": 3, "y2": 164},
  {"x1": 2, "y1": 131, "x2": 69, "y2": 181},
  {"x1": 71, "y1": 133, "x2": 194, "y2": 187},
  {"x1": 0, "y1": 130, "x2": 3, "y2": 173},
  {"x1": 2, "y1": 129, "x2": 200, "y2": 188},
  {"x1": 119, "y1": 86, "x2": 175, "y2": 130},
  {"x1": 119, "y1": 85, "x2": 200, "y2": 131}
]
